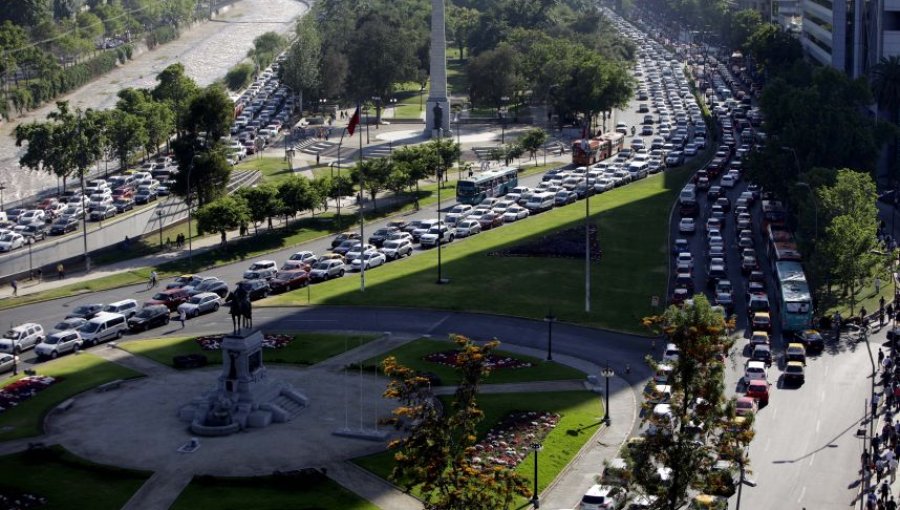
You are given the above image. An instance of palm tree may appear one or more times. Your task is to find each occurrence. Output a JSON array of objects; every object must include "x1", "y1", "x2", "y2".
[{"x1": 871, "y1": 56, "x2": 900, "y2": 185}]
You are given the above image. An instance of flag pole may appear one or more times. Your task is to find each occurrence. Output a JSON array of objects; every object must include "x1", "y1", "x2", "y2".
[{"x1": 357, "y1": 101, "x2": 365, "y2": 292}]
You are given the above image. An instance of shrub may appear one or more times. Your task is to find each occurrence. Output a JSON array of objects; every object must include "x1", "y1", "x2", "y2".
[{"x1": 224, "y1": 63, "x2": 255, "y2": 91}]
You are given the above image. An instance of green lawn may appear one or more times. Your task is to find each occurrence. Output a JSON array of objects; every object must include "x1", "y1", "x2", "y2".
[
  {"x1": 354, "y1": 391, "x2": 602, "y2": 504},
  {"x1": 0, "y1": 354, "x2": 143, "y2": 440},
  {"x1": 266, "y1": 166, "x2": 693, "y2": 333},
  {"x1": 172, "y1": 473, "x2": 379, "y2": 510},
  {"x1": 120, "y1": 333, "x2": 379, "y2": 368},
  {"x1": 0, "y1": 446, "x2": 150, "y2": 510},
  {"x1": 233, "y1": 157, "x2": 298, "y2": 185},
  {"x1": 359, "y1": 338, "x2": 584, "y2": 385}
]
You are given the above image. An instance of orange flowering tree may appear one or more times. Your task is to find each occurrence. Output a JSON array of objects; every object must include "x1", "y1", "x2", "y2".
[
  {"x1": 636, "y1": 294, "x2": 753, "y2": 509},
  {"x1": 381, "y1": 334, "x2": 531, "y2": 510}
]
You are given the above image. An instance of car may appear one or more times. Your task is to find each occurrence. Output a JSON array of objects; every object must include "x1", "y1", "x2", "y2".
[
  {"x1": 188, "y1": 279, "x2": 229, "y2": 298},
  {"x1": 747, "y1": 294, "x2": 770, "y2": 316},
  {"x1": 113, "y1": 198, "x2": 134, "y2": 213},
  {"x1": 411, "y1": 219, "x2": 441, "y2": 242},
  {"x1": 177, "y1": 292, "x2": 223, "y2": 318},
  {"x1": 18, "y1": 209, "x2": 46, "y2": 225},
  {"x1": 476, "y1": 212, "x2": 503, "y2": 230},
  {"x1": 456, "y1": 219, "x2": 482, "y2": 237},
  {"x1": 663, "y1": 343, "x2": 680, "y2": 362},
  {"x1": 331, "y1": 231, "x2": 361, "y2": 248},
  {"x1": 715, "y1": 292, "x2": 733, "y2": 311},
  {"x1": 735, "y1": 396, "x2": 757, "y2": 416},
  {"x1": 167, "y1": 274, "x2": 206, "y2": 290},
  {"x1": 0, "y1": 232, "x2": 24, "y2": 252},
  {"x1": 89, "y1": 204, "x2": 117, "y2": 221},
  {"x1": 445, "y1": 204, "x2": 474, "y2": 225},
  {"x1": 420, "y1": 226, "x2": 456, "y2": 247},
  {"x1": 287, "y1": 251, "x2": 318, "y2": 267},
  {"x1": 0, "y1": 323, "x2": 45, "y2": 354},
  {"x1": 309, "y1": 259, "x2": 346, "y2": 282},
  {"x1": 49, "y1": 217, "x2": 79, "y2": 235},
  {"x1": 744, "y1": 360, "x2": 768, "y2": 383},
  {"x1": 645, "y1": 383, "x2": 672, "y2": 404},
  {"x1": 749, "y1": 331, "x2": 770, "y2": 346},
  {"x1": 127, "y1": 305, "x2": 171, "y2": 332},
  {"x1": 783, "y1": 361, "x2": 805, "y2": 385},
  {"x1": 580, "y1": 484, "x2": 627, "y2": 510},
  {"x1": 554, "y1": 190, "x2": 578, "y2": 206},
  {"x1": 797, "y1": 330, "x2": 824, "y2": 352},
  {"x1": 34, "y1": 330, "x2": 82, "y2": 359},
  {"x1": 367, "y1": 227, "x2": 398, "y2": 247},
  {"x1": 66, "y1": 303, "x2": 104, "y2": 320},
  {"x1": 671, "y1": 287, "x2": 690, "y2": 305},
  {"x1": 381, "y1": 238, "x2": 413, "y2": 260},
  {"x1": 745, "y1": 378, "x2": 770, "y2": 405},
  {"x1": 230, "y1": 279, "x2": 270, "y2": 301},
  {"x1": 53, "y1": 317, "x2": 87, "y2": 332},
  {"x1": 750, "y1": 344, "x2": 772, "y2": 366},
  {"x1": 740, "y1": 255, "x2": 759, "y2": 274},
  {"x1": 721, "y1": 174, "x2": 736, "y2": 188},
  {"x1": 333, "y1": 239, "x2": 363, "y2": 256},
  {"x1": 502, "y1": 205, "x2": 529, "y2": 222},
  {"x1": 679, "y1": 217, "x2": 696, "y2": 234},
  {"x1": 673, "y1": 238, "x2": 689, "y2": 256},
  {"x1": 750, "y1": 311, "x2": 771, "y2": 332},
  {"x1": 350, "y1": 251, "x2": 387, "y2": 271},
  {"x1": 665, "y1": 150, "x2": 684, "y2": 166},
  {"x1": 785, "y1": 342, "x2": 807, "y2": 364},
  {"x1": 134, "y1": 188, "x2": 157, "y2": 204},
  {"x1": 145, "y1": 288, "x2": 191, "y2": 312},
  {"x1": 269, "y1": 269, "x2": 310, "y2": 292}
]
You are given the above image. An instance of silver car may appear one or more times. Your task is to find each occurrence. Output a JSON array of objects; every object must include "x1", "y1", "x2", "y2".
[{"x1": 177, "y1": 292, "x2": 223, "y2": 318}]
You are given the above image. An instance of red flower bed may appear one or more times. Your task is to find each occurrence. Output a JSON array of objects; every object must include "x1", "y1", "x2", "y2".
[
  {"x1": 470, "y1": 411, "x2": 560, "y2": 468},
  {"x1": 195, "y1": 333, "x2": 292, "y2": 351},
  {"x1": 0, "y1": 376, "x2": 58, "y2": 414},
  {"x1": 423, "y1": 350, "x2": 533, "y2": 370}
]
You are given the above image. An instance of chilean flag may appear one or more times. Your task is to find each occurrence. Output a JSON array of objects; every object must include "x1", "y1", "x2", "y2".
[{"x1": 347, "y1": 105, "x2": 361, "y2": 136}]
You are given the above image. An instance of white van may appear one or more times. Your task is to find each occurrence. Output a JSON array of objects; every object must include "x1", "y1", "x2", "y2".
[
  {"x1": 0, "y1": 323, "x2": 46, "y2": 353},
  {"x1": 524, "y1": 192, "x2": 555, "y2": 214},
  {"x1": 78, "y1": 312, "x2": 127, "y2": 346},
  {"x1": 103, "y1": 299, "x2": 139, "y2": 319},
  {"x1": 680, "y1": 184, "x2": 696, "y2": 204},
  {"x1": 628, "y1": 161, "x2": 650, "y2": 179}
]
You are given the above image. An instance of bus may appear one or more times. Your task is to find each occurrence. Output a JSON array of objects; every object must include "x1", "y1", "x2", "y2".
[
  {"x1": 572, "y1": 138, "x2": 612, "y2": 166},
  {"x1": 456, "y1": 166, "x2": 519, "y2": 205},
  {"x1": 761, "y1": 200, "x2": 787, "y2": 223},
  {"x1": 774, "y1": 261, "x2": 814, "y2": 331},
  {"x1": 768, "y1": 241, "x2": 803, "y2": 264},
  {"x1": 601, "y1": 132, "x2": 626, "y2": 155}
]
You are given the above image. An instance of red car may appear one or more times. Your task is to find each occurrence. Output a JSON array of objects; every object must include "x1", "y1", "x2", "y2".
[
  {"x1": 745, "y1": 379, "x2": 770, "y2": 405},
  {"x1": 477, "y1": 212, "x2": 503, "y2": 230},
  {"x1": 268, "y1": 269, "x2": 310, "y2": 293},
  {"x1": 145, "y1": 288, "x2": 191, "y2": 312}
]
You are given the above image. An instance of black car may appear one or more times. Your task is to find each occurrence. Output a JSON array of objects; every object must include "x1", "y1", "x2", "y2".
[
  {"x1": 331, "y1": 232, "x2": 361, "y2": 249},
  {"x1": 234, "y1": 279, "x2": 270, "y2": 301},
  {"x1": 113, "y1": 198, "x2": 134, "y2": 213},
  {"x1": 65, "y1": 303, "x2": 104, "y2": 320},
  {"x1": 127, "y1": 305, "x2": 171, "y2": 332},
  {"x1": 368, "y1": 227, "x2": 398, "y2": 248},
  {"x1": 50, "y1": 218, "x2": 79, "y2": 235},
  {"x1": 188, "y1": 280, "x2": 229, "y2": 298}
]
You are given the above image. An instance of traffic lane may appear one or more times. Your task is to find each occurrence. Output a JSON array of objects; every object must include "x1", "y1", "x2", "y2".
[{"x1": 726, "y1": 329, "x2": 871, "y2": 509}]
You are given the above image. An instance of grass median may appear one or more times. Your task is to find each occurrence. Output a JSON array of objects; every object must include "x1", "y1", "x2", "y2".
[
  {"x1": 119, "y1": 332, "x2": 379, "y2": 368},
  {"x1": 353, "y1": 390, "x2": 602, "y2": 505},
  {"x1": 0, "y1": 353, "x2": 143, "y2": 440},
  {"x1": 266, "y1": 166, "x2": 693, "y2": 334},
  {"x1": 357, "y1": 337, "x2": 584, "y2": 385},
  {"x1": 0, "y1": 445, "x2": 150, "y2": 510}
]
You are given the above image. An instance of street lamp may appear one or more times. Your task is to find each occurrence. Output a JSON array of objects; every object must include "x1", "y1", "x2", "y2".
[
  {"x1": 26, "y1": 237, "x2": 33, "y2": 278},
  {"x1": 795, "y1": 181, "x2": 817, "y2": 244},
  {"x1": 585, "y1": 169, "x2": 592, "y2": 313},
  {"x1": 419, "y1": 84, "x2": 426, "y2": 111},
  {"x1": 600, "y1": 364, "x2": 615, "y2": 424},
  {"x1": 156, "y1": 209, "x2": 164, "y2": 248},
  {"x1": 0, "y1": 182, "x2": 5, "y2": 211},
  {"x1": 436, "y1": 128, "x2": 449, "y2": 285},
  {"x1": 544, "y1": 311, "x2": 556, "y2": 360},
  {"x1": 12, "y1": 355, "x2": 18, "y2": 376},
  {"x1": 500, "y1": 96, "x2": 510, "y2": 144},
  {"x1": 530, "y1": 442, "x2": 542, "y2": 508}
]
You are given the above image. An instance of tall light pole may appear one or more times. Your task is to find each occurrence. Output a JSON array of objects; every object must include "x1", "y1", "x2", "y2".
[
  {"x1": 76, "y1": 114, "x2": 90, "y2": 273},
  {"x1": 436, "y1": 126, "x2": 448, "y2": 285},
  {"x1": 544, "y1": 311, "x2": 556, "y2": 360},
  {"x1": 186, "y1": 156, "x2": 195, "y2": 271},
  {"x1": 600, "y1": 364, "x2": 615, "y2": 424},
  {"x1": 0, "y1": 182, "x2": 5, "y2": 211},
  {"x1": 585, "y1": 169, "x2": 592, "y2": 313},
  {"x1": 530, "y1": 442, "x2": 542, "y2": 509},
  {"x1": 500, "y1": 96, "x2": 509, "y2": 144},
  {"x1": 156, "y1": 209, "x2": 163, "y2": 248}
]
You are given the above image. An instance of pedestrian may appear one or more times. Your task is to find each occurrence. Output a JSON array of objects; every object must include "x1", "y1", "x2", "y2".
[
  {"x1": 891, "y1": 457, "x2": 898, "y2": 483},
  {"x1": 890, "y1": 303, "x2": 896, "y2": 322},
  {"x1": 877, "y1": 458, "x2": 886, "y2": 483},
  {"x1": 888, "y1": 496, "x2": 898, "y2": 510},
  {"x1": 57, "y1": 263, "x2": 64, "y2": 280},
  {"x1": 10, "y1": 278, "x2": 17, "y2": 297},
  {"x1": 179, "y1": 308, "x2": 186, "y2": 329},
  {"x1": 883, "y1": 349, "x2": 888, "y2": 367},
  {"x1": 882, "y1": 479, "x2": 891, "y2": 502},
  {"x1": 149, "y1": 270, "x2": 158, "y2": 289}
]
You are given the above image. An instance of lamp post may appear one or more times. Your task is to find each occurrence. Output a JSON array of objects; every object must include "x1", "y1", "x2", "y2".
[
  {"x1": 600, "y1": 364, "x2": 615, "y2": 424},
  {"x1": 186, "y1": 156, "x2": 195, "y2": 271},
  {"x1": 585, "y1": 168, "x2": 592, "y2": 313},
  {"x1": 795, "y1": 181, "x2": 817, "y2": 244},
  {"x1": 530, "y1": 442, "x2": 542, "y2": 508},
  {"x1": 544, "y1": 311, "x2": 556, "y2": 361},
  {"x1": 419, "y1": 84, "x2": 426, "y2": 111},
  {"x1": 436, "y1": 128, "x2": 448, "y2": 285},
  {"x1": 0, "y1": 182, "x2": 5, "y2": 211},
  {"x1": 500, "y1": 96, "x2": 510, "y2": 144},
  {"x1": 26, "y1": 237, "x2": 33, "y2": 278},
  {"x1": 12, "y1": 355, "x2": 18, "y2": 376},
  {"x1": 156, "y1": 209, "x2": 163, "y2": 248},
  {"x1": 371, "y1": 96, "x2": 381, "y2": 130}
]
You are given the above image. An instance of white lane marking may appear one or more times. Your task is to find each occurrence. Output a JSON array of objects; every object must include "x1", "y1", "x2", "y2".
[
  {"x1": 772, "y1": 407, "x2": 777, "y2": 420},
  {"x1": 820, "y1": 390, "x2": 826, "y2": 403},
  {"x1": 809, "y1": 453, "x2": 815, "y2": 466},
  {"x1": 816, "y1": 419, "x2": 821, "y2": 433},
  {"x1": 798, "y1": 486, "x2": 806, "y2": 502}
]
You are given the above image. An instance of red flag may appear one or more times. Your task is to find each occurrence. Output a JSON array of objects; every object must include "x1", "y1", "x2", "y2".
[{"x1": 347, "y1": 106, "x2": 361, "y2": 136}]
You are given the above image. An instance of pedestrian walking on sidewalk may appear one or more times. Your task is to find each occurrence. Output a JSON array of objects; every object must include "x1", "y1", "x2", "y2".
[
  {"x1": 10, "y1": 279, "x2": 17, "y2": 297},
  {"x1": 882, "y1": 480, "x2": 891, "y2": 502},
  {"x1": 179, "y1": 308, "x2": 186, "y2": 329},
  {"x1": 57, "y1": 263, "x2": 64, "y2": 279},
  {"x1": 888, "y1": 495, "x2": 897, "y2": 510},
  {"x1": 148, "y1": 271, "x2": 158, "y2": 289},
  {"x1": 883, "y1": 349, "x2": 888, "y2": 367}
]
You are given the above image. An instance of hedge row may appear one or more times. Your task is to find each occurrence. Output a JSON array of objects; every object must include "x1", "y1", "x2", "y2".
[{"x1": 146, "y1": 26, "x2": 179, "y2": 50}]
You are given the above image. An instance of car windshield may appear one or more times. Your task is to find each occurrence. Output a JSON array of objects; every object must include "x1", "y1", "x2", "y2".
[
  {"x1": 79, "y1": 322, "x2": 101, "y2": 333},
  {"x1": 189, "y1": 296, "x2": 204, "y2": 304},
  {"x1": 73, "y1": 305, "x2": 93, "y2": 314},
  {"x1": 151, "y1": 293, "x2": 169, "y2": 301},
  {"x1": 2, "y1": 330, "x2": 19, "y2": 340},
  {"x1": 313, "y1": 262, "x2": 330, "y2": 270},
  {"x1": 384, "y1": 241, "x2": 399, "y2": 249},
  {"x1": 45, "y1": 336, "x2": 62, "y2": 345},
  {"x1": 136, "y1": 309, "x2": 154, "y2": 318},
  {"x1": 374, "y1": 229, "x2": 390, "y2": 236},
  {"x1": 249, "y1": 263, "x2": 270, "y2": 270},
  {"x1": 276, "y1": 272, "x2": 295, "y2": 280}
]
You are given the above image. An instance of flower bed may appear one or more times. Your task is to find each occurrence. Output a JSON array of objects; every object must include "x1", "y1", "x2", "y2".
[
  {"x1": 0, "y1": 489, "x2": 47, "y2": 509},
  {"x1": 471, "y1": 411, "x2": 560, "y2": 468},
  {"x1": 488, "y1": 224, "x2": 602, "y2": 261},
  {"x1": 194, "y1": 334, "x2": 292, "y2": 351},
  {"x1": 423, "y1": 350, "x2": 533, "y2": 370},
  {"x1": 0, "y1": 376, "x2": 58, "y2": 414}
]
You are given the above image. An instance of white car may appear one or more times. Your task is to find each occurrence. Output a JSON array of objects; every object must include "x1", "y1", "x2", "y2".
[
  {"x1": 580, "y1": 484, "x2": 627, "y2": 510},
  {"x1": 381, "y1": 238, "x2": 413, "y2": 260},
  {"x1": 501, "y1": 206, "x2": 529, "y2": 222},
  {"x1": 663, "y1": 342, "x2": 680, "y2": 362},
  {"x1": 679, "y1": 217, "x2": 695, "y2": 234},
  {"x1": 350, "y1": 251, "x2": 386, "y2": 271},
  {"x1": 17, "y1": 209, "x2": 45, "y2": 225},
  {"x1": 676, "y1": 252, "x2": 693, "y2": 272},
  {"x1": 445, "y1": 204, "x2": 473, "y2": 225},
  {"x1": 0, "y1": 232, "x2": 25, "y2": 252},
  {"x1": 177, "y1": 292, "x2": 223, "y2": 318},
  {"x1": 456, "y1": 219, "x2": 481, "y2": 237},
  {"x1": 35, "y1": 330, "x2": 82, "y2": 359},
  {"x1": 287, "y1": 250, "x2": 318, "y2": 266},
  {"x1": 744, "y1": 360, "x2": 768, "y2": 383},
  {"x1": 721, "y1": 174, "x2": 737, "y2": 188}
]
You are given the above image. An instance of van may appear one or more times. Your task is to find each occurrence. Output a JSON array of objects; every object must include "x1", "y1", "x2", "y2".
[
  {"x1": 679, "y1": 184, "x2": 696, "y2": 204},
  {"x1": 103, "y1": 299, "x2": 139, "y2": 319},
  {"x1": 0, "y1": 323, "x2": 46, "y2": 354},
  {"x1": 628, "y1": 161, "x2": 649, "y2": 179},
  {"x1": 78, "y1": 312, "x2": 127, "y2": 346},
  {"x1": 524, "y1": 192, "x2": 555, "y2": 214}
]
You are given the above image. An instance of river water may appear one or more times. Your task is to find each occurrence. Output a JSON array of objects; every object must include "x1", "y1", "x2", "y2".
[{"x1": 0, "y1": 0, "x2": 307, "y2": 205}]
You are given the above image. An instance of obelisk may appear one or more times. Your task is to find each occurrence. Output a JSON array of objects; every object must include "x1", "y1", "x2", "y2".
[{"x1": 424, "y1": 0, "x2": 451, "y2": 137}]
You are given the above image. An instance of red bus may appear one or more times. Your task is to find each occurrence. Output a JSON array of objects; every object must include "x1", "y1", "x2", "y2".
[
  {"x1": 601, "y1": 132, "x2": 625, "y2": 155},
  {"x1": 572, "y1": 138, "x2": 612, "y2": 165}
]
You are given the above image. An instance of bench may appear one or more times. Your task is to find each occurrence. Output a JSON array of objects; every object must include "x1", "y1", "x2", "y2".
[
  {"x1": 55, "y1": 398, "x2": 75, "y2": 413},
  {"x1": 96, "y1": 379, "x2": 124, "y2": 392}
]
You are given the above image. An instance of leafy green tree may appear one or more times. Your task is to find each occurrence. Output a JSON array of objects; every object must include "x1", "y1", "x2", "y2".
[
  {"x1": 107, "y1": 109, "x2": 147, "y2": 170},
  {"x1": 248, "y1": 31, "x2": 288, "y2": 67},
  {"x1": 519, "y1": 128, "x2": 547, "y2": 165},
  {"x1": 185, "y1": 84, "x2": 234, "y2": 144},
  {"x1": 640, "y1": 295, "x2": 752, "y2": 510},
  {"x1": 280, "y1": 17, "x2": 321, "y2": 110},
  {"x1": 722, "y1": 9, "x2": 762, "y2": 52},
  {"x1": 448, "y1": 4, "x2": 479, "y2": 58},
  {"x1": 466, "y1": 44, "x2": 519, "y2": 110},
  {"x1": 311, "y1": 175, "x2": 332, "y2": 213},
  {"x1": 277, "y1": 176, "x2": 316, "y2": 221},
  {"x1": 351, "y1": 157, "x2": 393, "y2": 211},
  {"x1": 330, "y1": 172, "x2": 355, "y2": 220},
  {"x1": 238, "y1": 184, "x2": 282, "y2": 233},
  {"x1": 747, "y1": 23, "x2": 804, "y2": 77},
  {"x1": 152, "y1": 63, "x2": 199, "y2": 135},
  {"x1": 382, "y1": 335, "x2": 532, "y2": 510},
  {"x1": 0, "y1": 0, "x2": 51, "y2": 26},
  {"x1": 195, "y1": 195, "x2": 250, "y2": 245},
  {"x1": 142, "y1": 99, "x2": 175, "y2": 157},
  {"x1": 76, "y1": 11, "x2": 104, "y2": 41}
]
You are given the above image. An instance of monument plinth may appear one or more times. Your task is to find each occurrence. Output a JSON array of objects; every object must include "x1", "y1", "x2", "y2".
[
  {"x1": 178, "y1": 330, "x2": 308, "y2": 436},
  {"x1": 424, "y1": 0, "x2": 451, "y2": 137}
]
